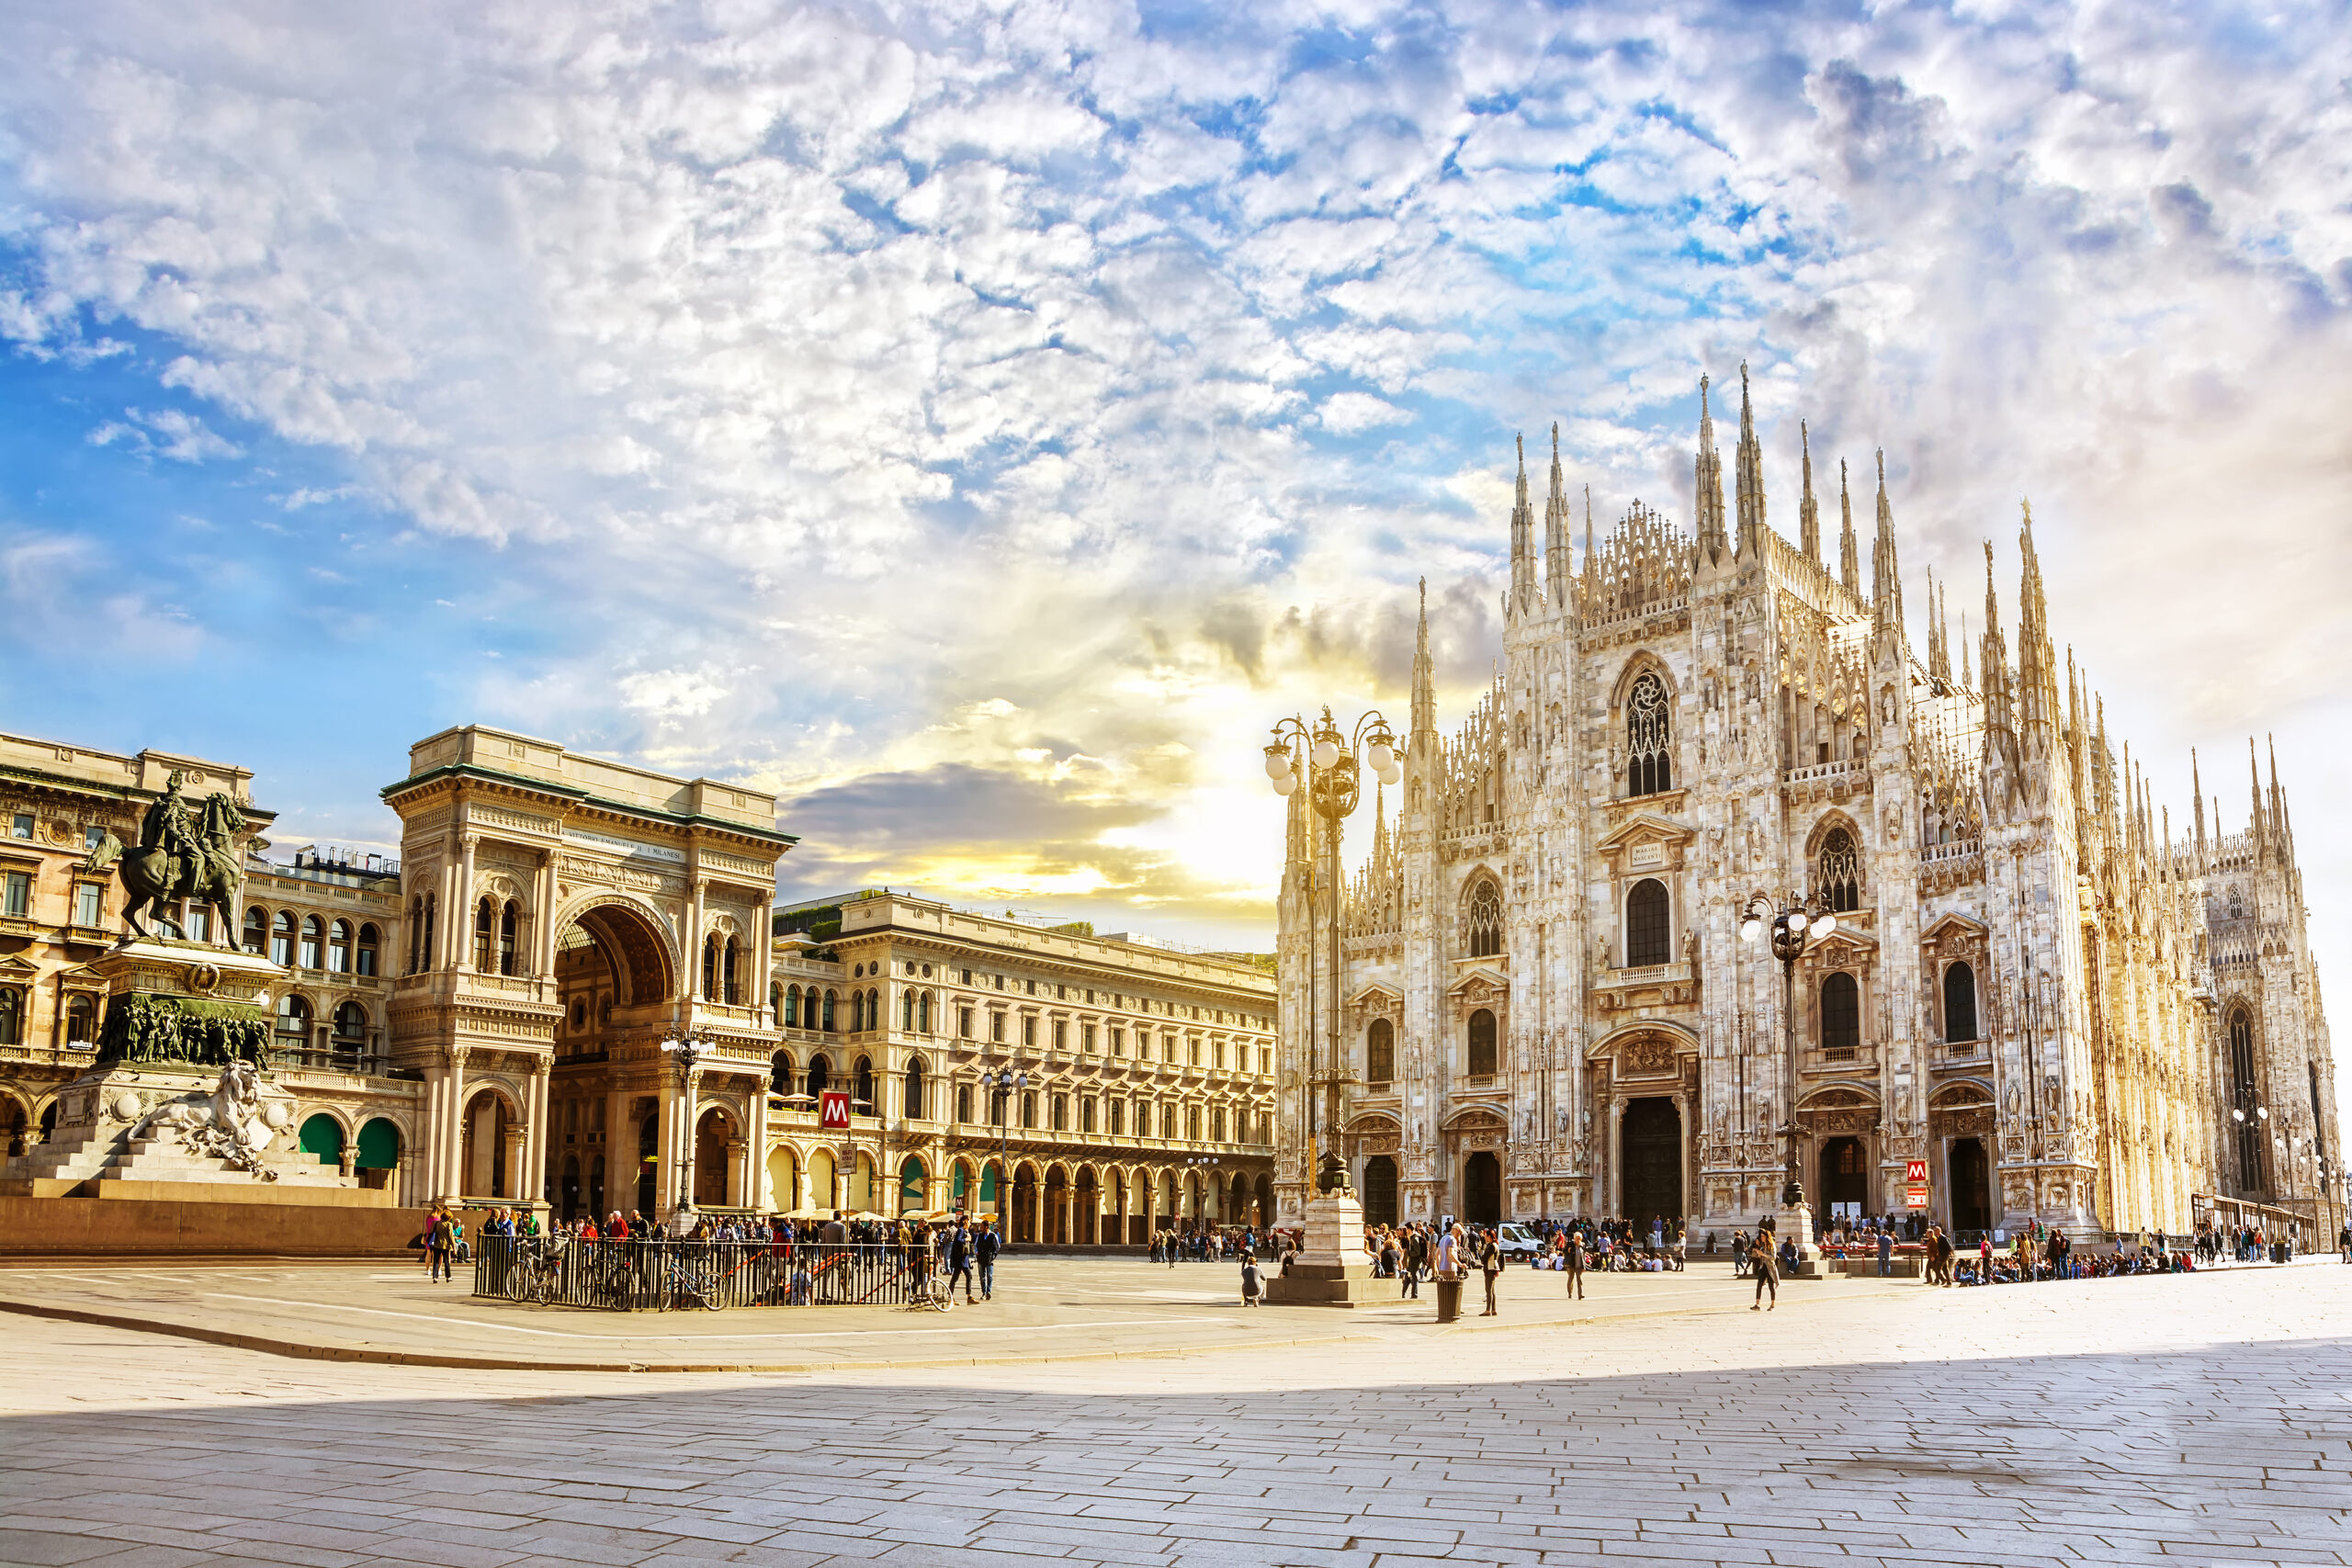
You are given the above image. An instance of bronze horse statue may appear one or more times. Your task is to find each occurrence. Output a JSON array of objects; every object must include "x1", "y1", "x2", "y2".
[{"x1": 84, "y1": 792, "x2": 248, "y2": 944}]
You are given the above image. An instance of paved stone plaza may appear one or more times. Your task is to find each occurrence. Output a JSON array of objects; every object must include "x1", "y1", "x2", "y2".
[{"x1": 2, "y1": 1259, "x2": 2347, "y2": 1567}]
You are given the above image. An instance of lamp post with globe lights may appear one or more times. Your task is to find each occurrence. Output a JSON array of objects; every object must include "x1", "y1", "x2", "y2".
[
  {"x1": 980, "y1": 1066, "x2": 1027, "y2": 1235},
  {"x1": 1265, "y1": 706, "x2": 1402, "y2": 1207},
  {"x1": 1741, "y1": 890, "x2": 1838, "y2": 1253}
]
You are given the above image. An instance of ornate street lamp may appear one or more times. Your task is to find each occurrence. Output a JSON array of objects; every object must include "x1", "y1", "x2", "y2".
[
  {"x1": 1740, "y1": 891, "x2": 1837, "y2": 1219},
  {"x1": 659, "y1": 1032, "x2": 717, "y2": 1217},
  {"x1": 1265, "y1": 706, "x2": 1401, "y2": 1202},
  {"x1": 981, "y1": 1067, "x2": 1027, "y2": 1235}
]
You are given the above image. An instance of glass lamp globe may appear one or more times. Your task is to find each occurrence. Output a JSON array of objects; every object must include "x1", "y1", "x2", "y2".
[
  {"x1": 1312, "y1": 738, "x2": 1341, "y2": 770},
  {"x1": 1263, "y1": 746, "x2": 1292, "y2": 780},
  {"x1": 1272, "y1": 772, "x2": 1298, "y2": 796},
  {"x1": 1366, "y1": 740, "x2": 1393, "y2": 774},
  {"x1": 1376, "y1": 761, "x2": 1403, "y2": 786},
  {"x1": 1811, "y1": 913, "x2": 1838, "y2": 939},
  {"x1": 1740, "y1": 919, "x2": 1763, "y2": 942}
]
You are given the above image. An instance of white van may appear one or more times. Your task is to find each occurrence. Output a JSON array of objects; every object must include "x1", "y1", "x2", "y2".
[{"x1": 1496, "y1": 1222, "x2": 1543, "y2": 1259}]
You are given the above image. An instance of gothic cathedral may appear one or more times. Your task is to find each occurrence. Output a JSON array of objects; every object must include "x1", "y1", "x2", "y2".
[{"x1": 1274, "y1": 370, "x2": 2338, "y2": 1243}]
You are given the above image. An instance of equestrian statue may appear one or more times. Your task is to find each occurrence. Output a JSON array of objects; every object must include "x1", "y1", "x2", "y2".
[{"x1": 81, "y1": 770, "x2": 249, "y2": 944}]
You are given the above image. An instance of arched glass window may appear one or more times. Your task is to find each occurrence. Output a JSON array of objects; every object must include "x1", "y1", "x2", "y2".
[
  {"x1": 271, "y1": 910, "x2": 296, "y2": 966},
  {"x1": 63, "y1": 993, "x2": 98, "y2": 1045},
  {"x1": 770, "y1": 982, "x2": 784, "y2": 1027},
  {"x1": 1052, "y1": 1094, "x2": 1069, "y2": 1133},
  {"x1": 806, "y1": 1055, "x2": 831, "y2": 1100},
  {"x1": 276, "y1": 994, "x2": 311, "y2": 1055},
  {"x1": 854, "y1": 1055, "x2": 876, "y2": 1111},
  {"x1": 1942, "y1": 962, "x2": 1978, "y2": 1043},
  {"x1": 471, "y1": 898, "x2": 494, "y2": 971},
  {"x1": 1367, "y1": 1018, "x2": 1395, "y2": 1083},
  {"x1": 1021, "y1": 1091, "x2": 1037, "y2": 1129},
  {"x1": 355, "y1": 924, "x2": 379, "y2": 977},
  {"x1": 1463, "y1": 878, "x2": 1504, "y2": 959},
  {"x1": 332, "y1": 1001, "x2": 368, "y2": 1052},
  {"x1": 499, "y1": 901, "x2": 521, "y2": 976},
  {"x1": 1466, "y1": 1008, "x2": 1498, "y2": 1077},
  {"x1": 956, "y1": 1083, "x2": 973, "y2": 1124},
  {"x1": 1819, "y1": 972, "x2": 1860, "y2": 1055},
  {"x1": 785, "y1": 985, "x2": 801, "y2": 1028},
  {"x1": 1625, "y1": 671, "x2": 1672, "y2": 795},
  {"x1": 919, "y1": 991, "x2": 932, "y2": 1032},
  {"x1": 822, "y1": 989, "x2": 836, "y2": 1031},
  {"x1": 905, "y1": 1057, "x2": 926, "y2": 1120},
  {"x1": 1625, "y1": 878, "x2": 1670, "y2": 966},
  {"x1": 299, "y1": 915, "x2": 322, "y2": 970},
  {"x1": 721, "y1": 936, "x2": 740, "y2": 1004},
  {"x1": 0, "y1": 986, "x2": 19, "y2": 1045},
  {"x1": 327, "y1": 919, "x2": 352, "y2": 974},
  {"x1": 1817, "y1": 827, "x2": 1861, "y2": 912},
  {"x1": 903, "y1": 988, "x2": 916, "y2": 1032},
  {"x1": 701, "y1": 934, "x2": 720, "y2": 1000},
  {"x1": 244, "y1": 908, "x2": 268, "y2": 957},
  {"x1": 770, "y1": 1050, "x2": 795, "y2": 1093}
]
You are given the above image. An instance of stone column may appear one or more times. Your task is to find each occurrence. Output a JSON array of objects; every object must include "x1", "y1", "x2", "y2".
[
  {"x1": 753, "y1": 894, "x2": 774, "y2": 1015},
  {"x1": 523, "y1": 1061, "x2": 552, "y2": 1210},
  {"x1": 456, "y1": 834, "x2": 479, "y2": 971},
  {"x1": 606, "y1": 1087, "x2": 635, "y2": 1213},
  {"x1": 747, "y1": 1074, "x2": 773, "y2": 1211},
  {"x1": 435, "y1": 852, "x2": 458, "y2": 970},
  {"x1": 687, "y1": 878, "x2": 707, "y2": 1000},
  {"x1": 502, "y1": 1120, "x2": 526, "y2": 1204},
  {"x1": 535, "y1": 850, "x2": 559, "y2": 976},
  {"x1": 728, "y1": 1134, "x2": 749, "y2": 1210},
  {"x1": 441, "y1": 1047, "x2": 470, "y2": 1201}
]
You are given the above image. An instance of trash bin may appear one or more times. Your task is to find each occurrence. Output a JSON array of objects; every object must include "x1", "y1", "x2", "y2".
[{"x1": 1435, "y1": 1276, "x2": 1463, "y2": 1323}]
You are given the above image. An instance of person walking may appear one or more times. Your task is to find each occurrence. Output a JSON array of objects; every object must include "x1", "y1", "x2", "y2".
[
  {"x1": 975, "y1": 1218, "x2": 1001, "y2": 1302},
  {"x1": 1750, "y1": 1231, "x2": 1778, "y2": 1310},
  {"x1": 1479, "y1": 1227, "x2": 1503, "y2": 1316},
  {"x1": 1563, "y1": 1227, "x2": 1586, "y2": 1301},
  {"x1": 947, "y1": 1219, "x2": 977, "y2": 1303},
  {"x1": 1877, "y1": 1226, "x2": 1894, "y2": 1278},
  {"x1": 427, "y1": 1208, "x2": 458, "y2": 1283}
]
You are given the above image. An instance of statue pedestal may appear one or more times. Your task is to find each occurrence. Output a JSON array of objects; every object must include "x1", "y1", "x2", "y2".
[
  {"x1": 1779, "y1": 1200, "x2": 1824, "y2": 1278},
  {"x1": 1264, "y1": 1193, "x2": 1380, "y2": 1307}
]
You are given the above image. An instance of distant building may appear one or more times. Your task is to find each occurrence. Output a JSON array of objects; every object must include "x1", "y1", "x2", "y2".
[{"x1": 763, "y1": 890, "x2": 1277, "y2": 1240}]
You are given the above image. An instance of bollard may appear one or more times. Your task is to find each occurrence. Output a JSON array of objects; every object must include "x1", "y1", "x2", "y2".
[{"x1": 1435, "y1": 1276, "x2": 1462, "y2": 1324}]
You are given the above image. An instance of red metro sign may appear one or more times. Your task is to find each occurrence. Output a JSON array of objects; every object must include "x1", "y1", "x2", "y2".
[{"x1": 820, "y1": 1089, "x2": 851, "y2": 1130}]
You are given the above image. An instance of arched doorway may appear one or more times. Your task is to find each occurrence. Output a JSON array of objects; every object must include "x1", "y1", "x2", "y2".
[
  {"x1": 355, "y1": 1117, "x2": 401, "y2": 1192},
  {"x1": 588, "y1": 1155, "x2": 605, "y2": 1218},
  {"x1": 1044, "y1": 1168, "x2": 1069, "y2": 1244},
  {"x1": 1620, "y1": 1097, "x2": 1682, "y2": 1225},
  {"x1": 1228, "y1": 1172, "x2": 1250, "y2": 1228},
  {"x1": 1820, "y1": 1136, "x2": 1868, "y2": 1221},
  {"x1": 1076, "y1": 1168, "x2": 1100, "y2": 1243},
  {"x1": 458, "y1": 1089, "x2": 516, "y2": 1199},
  {"x1": 1362, "y1": 1155, "x2": 1398, "y2": 1226},
  {"x1": 560, "y1": 1156, "x2": 581, "y2": 1219},
  {"x1": 693, "y1": 1108, "x2": 731, "y2": 1209},
  {"x1": 899, "y1": 1156, "x2": 927, "y2": 1216},
  {"x1": 1255, "y1": 1174, "x2": 1273, "y2": 1231},
  {"x1": 1950, "y1": 1137, "x2": 1992, "y2": 1235},
  {"x1": 548, "y1": 897, "x2": 683, "y2": 1218},
  {"x1": 298, "y1": 1113, "x2": 344, "y2": 1168},
  {"x1": 1464, "y1": 1151, "x2": 1501, "y2": 1226},
  {"x1": 1012, "y1": 1166, "x2": 1038, "y2": 1243},
  {"x1": 767, "y1": 1145, "x2": 798, "y2": 1213}
]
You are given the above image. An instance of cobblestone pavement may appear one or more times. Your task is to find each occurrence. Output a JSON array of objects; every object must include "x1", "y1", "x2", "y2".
[{"x1": 2, "y1": 1261, "x2": 2346, "y2": 1567}]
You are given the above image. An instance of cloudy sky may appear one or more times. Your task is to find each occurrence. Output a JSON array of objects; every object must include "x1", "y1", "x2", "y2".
[{"x1": 1, "y1": 2, "x2": 2346, "y2": 1006}]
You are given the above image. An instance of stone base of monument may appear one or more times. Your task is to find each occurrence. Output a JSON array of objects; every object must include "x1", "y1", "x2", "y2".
[
  {"x1": 0, "y1": 938, "x2": 366, "y2": 1203},
  {"x1": 1263, "y1": 1192, "x2": 1380, "y2": 1306},
  {"x1": 1777, "y1": 1200, "x2": 1827, "y2": 1279}
]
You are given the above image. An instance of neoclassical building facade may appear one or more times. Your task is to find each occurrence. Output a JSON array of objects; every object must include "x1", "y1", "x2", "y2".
[{"x1": 1276, "y1": 374, "x2": 2339, "y2": 1244}]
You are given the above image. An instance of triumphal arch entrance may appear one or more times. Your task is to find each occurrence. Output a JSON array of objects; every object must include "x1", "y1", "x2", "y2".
[{"x1": 383, "y1": 725, "x2": 792, "y2": 1218}]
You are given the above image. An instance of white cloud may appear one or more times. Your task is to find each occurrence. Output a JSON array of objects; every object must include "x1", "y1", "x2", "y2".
[{"x1": 0, "y1": 0, "x2": 2345, "y2": 1008}]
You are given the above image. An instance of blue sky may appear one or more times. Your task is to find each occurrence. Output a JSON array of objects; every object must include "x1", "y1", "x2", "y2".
[{"x1": 0, "y1": 0, "x2": 2346, "y2": 1002}]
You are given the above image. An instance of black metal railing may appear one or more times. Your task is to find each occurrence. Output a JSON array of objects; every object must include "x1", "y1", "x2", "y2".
[{"x1": 471, "y1": 1235, "x2": 933, "y2": 1311}]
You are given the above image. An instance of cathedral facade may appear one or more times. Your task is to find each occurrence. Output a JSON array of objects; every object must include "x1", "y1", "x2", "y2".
[{"x1": 1274, "y1": 372, "x2": 2338, "y2": 1244}]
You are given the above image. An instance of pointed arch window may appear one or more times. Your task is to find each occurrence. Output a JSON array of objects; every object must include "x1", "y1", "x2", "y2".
[
  {"x1": 1816, "y1": 827, "x2": 1861, "y2": 912},
  {"x1": 2229, "y1": 1008, "x2": 2262, "y2": 1192},
  {"x1": 1465, "y1": 1009, "x2": 1498, "y2": 1077},
  {"x1": 1625, "y1": 878, "x2": 1670, "y2": 967},
  {"x1": 1819, "y1": 972, "x2": 1860, "y2": 1057},
  {"x1": 1626, "y1": 671, "x2": 1672, "y2": 796},
  {"x1": 1366, "y1": 1018, "x2": 1395, "y2": 1084},
  {"x1": 1463, "y1": 878, "x2": 1504, "y2": 959},
  {"x1": 1941, "y1": 962, "x2": 1977, "y2": 1043}
]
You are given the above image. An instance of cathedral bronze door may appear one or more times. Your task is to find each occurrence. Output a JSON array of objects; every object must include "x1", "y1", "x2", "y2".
[
  {"x1": 1463, "y1": 1151, "x2": 1501, "y2": 1226},
  {"x1": 1820, "y1": 1136, "x2": 1868, "y2": 1220},
  {"x1": 1362, "y1": 1155, "x2": 1398, "y2": 1227},
  {"x1": 1950, "y1": 1138, "x2": 1992, "y2": 1235},
  {"x1": 1621, "y1": 1097, "x2": 1682, "y2": 1224}
]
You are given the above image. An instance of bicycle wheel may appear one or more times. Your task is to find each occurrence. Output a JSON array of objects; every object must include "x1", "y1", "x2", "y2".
[
  {"x1": 503, "y1": 1265, "x2": 531, "y2": 1302},
  {"x1": 931, "y1": 1293, "x2": 955, "y2": 1313}
]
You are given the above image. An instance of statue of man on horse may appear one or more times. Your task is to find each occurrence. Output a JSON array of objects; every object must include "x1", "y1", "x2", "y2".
[{"x1": 83, "y1": 770, "x2": 250, "y2": 945}]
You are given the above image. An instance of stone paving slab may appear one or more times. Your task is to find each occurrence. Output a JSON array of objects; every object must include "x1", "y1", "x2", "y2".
[
  {"x1": 3, "y1": 1263, "x2": 2349, "y2": 1566},
  {"x1": 0, "y1": 1256, "x2": 1911, "y2": 1371}
]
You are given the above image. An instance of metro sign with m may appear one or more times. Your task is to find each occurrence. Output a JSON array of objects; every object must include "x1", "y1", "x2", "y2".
[{"x1": 820, "y1": 1089, "x2": 852, "y2": 1130}]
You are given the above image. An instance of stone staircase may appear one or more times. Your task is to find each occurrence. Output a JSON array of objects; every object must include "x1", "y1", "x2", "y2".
[{"x1": 2, "y1": 1125, "x2": 352, "y2": 1196}]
